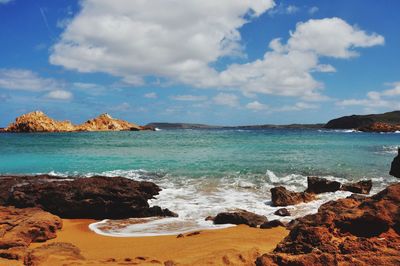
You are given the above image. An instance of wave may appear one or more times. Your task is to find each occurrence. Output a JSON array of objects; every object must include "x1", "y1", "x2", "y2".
[{"x1": 44, "y1": 169, "x2": 396, "y2": 237}]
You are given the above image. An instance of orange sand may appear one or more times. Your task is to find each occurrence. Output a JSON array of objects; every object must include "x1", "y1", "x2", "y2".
[{"x1": 31, "y1": 219, "x2": 288, "y2": 265}]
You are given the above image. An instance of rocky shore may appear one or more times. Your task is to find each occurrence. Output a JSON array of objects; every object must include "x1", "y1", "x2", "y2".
[
  {"x1": 1, "y1": 152, "x2": 399, "y2": 265},
  {"x1": 3, "y1": 111, "x2": 154, "y2": 132}
]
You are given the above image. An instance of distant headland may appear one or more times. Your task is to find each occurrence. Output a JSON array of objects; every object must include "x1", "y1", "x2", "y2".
[{"x1": 1, "y1": 110, "x2": 400, "y2": 133}]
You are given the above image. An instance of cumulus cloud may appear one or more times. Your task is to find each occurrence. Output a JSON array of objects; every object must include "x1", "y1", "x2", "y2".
[
  {"x1": 0, "y1": 69, "x2": 60, "y2": 92},
  {"x1": 213, "y1": 93, "x2": 239, "y2": 107},
  {"x1": 50, "y1": 0, "x2": 383, "y2": 101},
  {"x1": 44, "y1": 90, "x2": 73, "y2": 101},
  {"x1": 170, "y1": 95, "x2": 207, "y2": 101},
  {"x1": 144, "y1": 92, "x2": 157, "y2": 99},
  {"x1": 337, "y1": 82, "x2": 400, "y2": 109},
  {"x1": 246, "y1": 101, "x2": 268, "y2": 111},
  {"x1": 276, "y1": 102, "x2": 318, "y2": 112}
]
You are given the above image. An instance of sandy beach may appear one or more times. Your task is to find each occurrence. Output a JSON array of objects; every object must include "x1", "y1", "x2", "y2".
[{"x1": 28, "y1": 219, "x2": 288, "y2": 265}]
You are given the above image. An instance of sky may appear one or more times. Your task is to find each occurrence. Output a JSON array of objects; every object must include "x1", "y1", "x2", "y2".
[{"x1": 0, "y1": 0, "x2": 399, "y2": 126}]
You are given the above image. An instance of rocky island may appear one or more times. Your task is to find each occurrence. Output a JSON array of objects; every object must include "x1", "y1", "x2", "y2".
[{"x1": 3, "y1": 111, "x2": 154, "y2": 133}]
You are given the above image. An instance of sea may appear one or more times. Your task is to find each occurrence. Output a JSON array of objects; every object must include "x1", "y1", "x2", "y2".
[{"x1": 0, "y1": 128, "x2": 399, "y2": 236}]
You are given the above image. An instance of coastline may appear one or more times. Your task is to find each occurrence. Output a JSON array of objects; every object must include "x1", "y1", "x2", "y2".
[{"x1": 30, "y1": 219, "x2": 288, "y2": 265}]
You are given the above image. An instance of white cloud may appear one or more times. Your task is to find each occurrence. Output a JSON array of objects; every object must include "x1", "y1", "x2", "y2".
[
  {"x1": 246, "y1": 101, "x2": 268, "y2": 111},
  {"x1": 337, "y1": 82, "x2": 400, "y2": 109},
  {"x1": 287, "y1": 18, "x2": 384, "y2": 58},
  {"x1": 213, "y1": 93, "x2": 239, "y2": 107},
  {"x1": 308, "y1": 6, "x2": 319, "y2": 14},
  {"x1": 0, "y1": 0, "x2": 13, "y2": 4},
  {"x1": 44, "y1": 90, "x2": 73, "y2": 101},
  {"x1": 51, "y1": 1, "x2": 383, "y2": 102},
  {"x1": 0, "y1": 69, "x2": 61, "y2": 92},
  {"x1": 144, "y1": 92, "x2": 157, "y2": 99},
  {"x1": 50, "y1": 0, "x2": 275, "y2": 84},
  {"x1": 170, "y1": 95, "x2": 207, "y2": 101}
]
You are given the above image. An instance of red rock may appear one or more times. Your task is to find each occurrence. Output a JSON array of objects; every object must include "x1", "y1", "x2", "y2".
[
  {"x1": 0, "y1": 206, "x2": 62, "y2": 261},
  {"x1": 358, "y1": 122, "x2": 400, "y2": 133},
  {"x1": 256, "y1": 183, "x2": 400, "y2": 266},
  {"x1": 24, "y1": 242, "x2": 85, "y2": 266},
  {"x1": 306, "y1": 176, "x2": 341, "y2": 194},
  {"x1": 270, "y1": 186, "x2": 315, "y2": 207},
  {"x1": 341, "y1": 180, "x2": 372, "y2": 194}
]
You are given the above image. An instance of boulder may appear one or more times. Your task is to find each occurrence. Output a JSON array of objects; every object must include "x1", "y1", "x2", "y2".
[
  {"x1": 256, "y1": 183, "x2": 400, "y2": 266},
  {"x1": 390, "y1": 148, "x2": 400, "y2": 178},
  {"x1": 274, "y1": 208, "x2": 291, "y2": 217},
  {"x1": 2, "y1": 175, "x2": 177, "y2": 219},
  {"x1": 260, "y1": 220, "x2": 286, "y2": 229},
  {"x1": 271, "y1": 186, "x2": 315, "y2": 207},
  {"x1": 0, "y1": 206, "x2": 62, "y2": 261},
  {"x1": 341, "y1": 180, "x2": 372, "y2": 194},
  {"x1": 306, "y1": 176, "x2": 341, "y2": 194},
  {"x1": 212, "y1": 210, "x2": 268, "y2": 227}
]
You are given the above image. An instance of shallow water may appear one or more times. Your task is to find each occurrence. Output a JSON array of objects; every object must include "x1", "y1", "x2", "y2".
[{"x1": 0, "y1": 129, "x2": 399, "y2": 236}]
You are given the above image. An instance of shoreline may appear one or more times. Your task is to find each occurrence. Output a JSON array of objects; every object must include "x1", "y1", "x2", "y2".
[{"x1": 29, "y1": 219, "x2": 288, "y2": 265}]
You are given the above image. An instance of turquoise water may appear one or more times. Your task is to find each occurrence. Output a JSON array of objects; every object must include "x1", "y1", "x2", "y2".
[
  {"x1": 1, "y1": 129, "x2": 399, "y2": 236},
  {"x1": 0, "y1": 129, "x2": 398, "y2": 178}
]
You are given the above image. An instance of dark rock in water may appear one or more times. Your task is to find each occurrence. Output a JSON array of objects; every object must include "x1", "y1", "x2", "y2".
[
  {"x1": 256, "y1": 183, "x2": 400, "y2": 266},
  {"x1": 1, "y1": 175, "x2": 176, "y2": 219},
  {"x1": 213, "y1": 210, "x2": 268, "y2": 227},
  {"x1": 390, "y1": 148, "x2": 400, "y2": 178},
  {"x1": 274, "y1": 208, "x2": 291, "y2": 217},
  {"x1": 306, "y1": 176, "x2": 341, "y2": 194},
  {"x1": 271, "y1": 186, "x2": 315, "y2": 207},
  {"x1": 342, "y1": 180, "x2": 372, "y2": 194},
  {"x1": 260, "y1": 220, "x2": 286, "y2": 229}
]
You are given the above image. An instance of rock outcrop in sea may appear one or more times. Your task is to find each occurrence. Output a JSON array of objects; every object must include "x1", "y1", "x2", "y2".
[
  {"x1": 390, "y1": 148, "x2": 400, "y2": 178},
  {"x1": 4, "y1": 111, "x2": 153, "y2": 132},
  {"x1": 0, "y1": 175, "x2": 176, "y2": 219}
]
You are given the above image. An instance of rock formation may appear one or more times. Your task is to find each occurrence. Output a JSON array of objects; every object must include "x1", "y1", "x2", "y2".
[
  {"x1": 306, "y1": 176, "x2": 341, "y2": 194},
  {"x1": 341, "y1": 180, "x2": 372, "y2": 194},
  {"x1": 5, "y1": 111, "x2": 75, "y2": 132},
  {"x1": 76, "y1": 113, "x2": 142, "y2": 131},
  {"x1": 270, "y1": 186, "x2": 315, "y2": 207},
  {"x1": 256, "y1": 183, "x2": 400, "y2": 266},
  {"x1": 260, "y1": 220, "x2": 286, "y2": 229},
  {"x1": 212, "y1": 210, "x2": 268, "y2": 227},
  {"x1": 0, "y1": 206, "x2": 62, "y2": 261},
  {"x1": 390, "y1": 148, "x2": 400, "y2": 178},
  {"x1": 274, "y1": 208, "x2": 291, "y2": 217},
  {"x1": 4, "y1": 111, "x2": 152, "y2": 132},
  {"x1": 1, "y1": 175, "x2": 176, "y2": 219},
  {"x1": 358, "y1": 122, "x2": 400, "y2": 133}
]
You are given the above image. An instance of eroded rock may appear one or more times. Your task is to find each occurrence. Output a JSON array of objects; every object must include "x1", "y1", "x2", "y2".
[
  {"x1": 257, "y1": 183, "x2": 400, "y2": 266},
  {"x1": 271, "y1": 186, "x2": 315, "y2": 207},
  {"x1": 2, "y1": 175, "x2": 176, "y2": 219},
  {"x1": 341, "y1": 180, "x2": 372, "y2": 194},
  {"x1": 274, "y1": 208, "x2": 291, "y2": 217},
  {"x1": 0, "y1": 206, "x2": 62, "y2": 261}
]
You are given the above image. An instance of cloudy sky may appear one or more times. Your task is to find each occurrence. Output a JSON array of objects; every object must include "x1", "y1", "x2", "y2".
[{"x1": 0, "y1": 0, "x2": 399, "y2": 126}]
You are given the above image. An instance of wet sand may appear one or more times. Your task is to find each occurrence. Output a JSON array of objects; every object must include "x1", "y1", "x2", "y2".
[{"x1": 31, "y1": 219, "x2": 288, "y2": 265}]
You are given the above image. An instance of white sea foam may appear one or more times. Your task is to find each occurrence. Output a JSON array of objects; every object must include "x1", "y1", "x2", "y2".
[{"x1": 73, "y1": 169, "x2": 397, "y2": 237}]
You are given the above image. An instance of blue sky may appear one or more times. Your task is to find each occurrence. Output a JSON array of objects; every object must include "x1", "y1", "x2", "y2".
[{"x1": 0, "y1": 0, "x2": 399, "y2": 126}]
